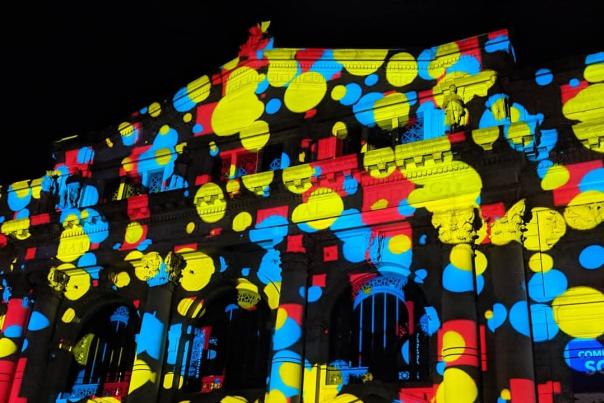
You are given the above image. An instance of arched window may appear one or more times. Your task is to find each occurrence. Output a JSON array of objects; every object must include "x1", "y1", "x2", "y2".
[
  {"x1": 329, "y1": 275, "x2": 428, "y2": 383},
  {"x1": 60, "y1": 304, "x2": 137, "y2": 400},
  {"x1": 181, "y1": 288, "x2": 271, "y2": 394}
]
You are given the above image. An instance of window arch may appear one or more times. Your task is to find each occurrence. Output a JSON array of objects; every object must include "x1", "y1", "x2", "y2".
[
  {"x1": 181, "y1": 287, "x2": 271, "y2": 394},
  {"x1": 329, "y1": 274, "x2": 429, "y2": 383},
  {"x1": 59, "y1": 304, "x2": 137, "y2": 400}
]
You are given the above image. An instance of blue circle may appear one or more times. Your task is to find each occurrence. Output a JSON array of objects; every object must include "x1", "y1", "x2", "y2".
[
  {"x1": 192, "y1": 123, "x2": 203, "y2": 134},
  {"x1": 535, "y1": 68, "x2": 553, "y2": 86},
  {"x1": 569, "y1": 78, "x2": 580, "y2": 87},
  {"x1": 579, "y1": 245, "x2": 604, "y2": 270},
  {"x1": 265, "y1": 98, "x2": 282, "y2": 114},
  {"x1": 364, "y1": 74, "x2": 379, "y2": 86},
  {"x1": 528, "y1": 269, "x2": 568, "y2": 302}
]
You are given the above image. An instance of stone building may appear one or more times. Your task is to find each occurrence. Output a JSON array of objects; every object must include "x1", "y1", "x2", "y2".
[{"x1": 0, "y1": 22, "x2": 603, "y2": 403}]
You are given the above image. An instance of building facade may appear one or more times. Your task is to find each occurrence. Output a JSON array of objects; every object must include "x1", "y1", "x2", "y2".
[{"x1": 0, "y1": 23, "x2": 603, "y2": 403}]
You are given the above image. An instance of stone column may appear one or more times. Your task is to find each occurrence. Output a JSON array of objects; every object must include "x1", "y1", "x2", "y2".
[
  {"x1": 266, "y1": 234, "x2": 309, "y2": 403},
  {"x1": 0, "y1": 289, "x2": 32, "y2": 403},
  {"x1": 432, "y1": 207, "x2": 482, "y2": 402},
  {"x1": 489, "y1": 200, "x2": 537, "y2": 402},
  {"x1": 126, "y1": 251, "x2": 183, "y2": 402},
  {"x1": 13, "y1": 278, "x2": 64, "y2": 403}
]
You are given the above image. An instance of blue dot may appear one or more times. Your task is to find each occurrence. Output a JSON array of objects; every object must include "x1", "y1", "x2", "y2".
[
  {"x1": 139, "y1": 106, "x2": 149, "y2": 114},
  {"x1": 569, "y1": 78, "x2": 580, "y2": 87},
  {"x1": 192, "y1": 123, "x2": 203, "y2": 134},
  {"x1": 535, "y1": 68, "x2": 553, "y2": 86},
  {"x1": 241, "y1": 267, "x2": 250, "y2": 276},
  {"x1": 364, "y1": 74, "x2": 378, "y2": 86},
  {"x1": 265, "y1": 98, "x2": 282, "y2": 114},
  {"x1": 419, "y1": 234, "x2": 427, "y2": 245},
  {"x1": 579, "y1": 245, "x2": 604, "y2": 270}
]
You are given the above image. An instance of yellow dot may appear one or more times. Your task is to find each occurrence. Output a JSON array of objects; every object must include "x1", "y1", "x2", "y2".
[
  {"x1": 331, "y1": 85, "x2": 346, "y2": 101},
  {"x1": 553, "y1": 286, "x2": 604, "y2": 338},
  {"x1": 279, "y1": 362, "x2": 302, "y2": 388},
  {"x1": 485, "y1": 310, "x2": 493, "y2": 319},
  {"x1": 232, "y1": 212, "x2": 253, "y2": 232},
  {"x1": 371, "y1": 199, "x2": 388, "y2": 210},
  {"x1": 332, "y1": 121, "x2": 347, "y2": 138},
  {"x1": 186, "y1": 75, "x2": 211, "y2": 103},
  {"x1": 62, "y1": 308, "x2": 76, "y2": 323},
  {"x1": 435, "y1": 367, "x2": 477, "y2": 403},
  {"x1": 183, "y1": 113, "x2": 192, "y2": 123},
  {"x1": 265, "y1": 390, "x2": 287, "y2": 403},
  {"x1": 284, "y1": 72, "x2": 327, "y2": 113},
  {"x1": 449, "y1": 244, "x2": 473, "y2": 271},
  {"x1": 388, "y1": 234, "x2": 411, "y2": 254},
  {"x1": 386, "y1": 52, "x2": 418, "y2": 87},
  {"x1": 541, "y1": 164, "x2": 569, "y2": 191},
  {"x1": 194, "y1": 182, "x2": 226, "y2": 223},
  {"x1": 501, "y1": 389, "x2": 511, "y2": 400},
  {"x1": 119, "y1": 122, "x2": 134, "y2": 137},
  {"x1": 155, "y1": 148, "x2": 172, "y2": 166},
  {"x1": 113, "y1": 271, "x2": 131, "y2": 288},
  {"x1": 159, "y1": 125, "x2": 170, "y2": 135},
  {"x1": 474, "y1": 250, "x2": 487, "y2": 275},
  {"x1": 149, "y1": 102, "x2": 161, "y2": 117},
  {"x1": 0, "y1": 338, "x2": 17, "y2": 358},
  {"x1": 125, "y1": 222, "x2": 144, "y2": 244},
  {"x1": 239, "y1": 120, "x2": 270, "y2": 151},
  {"x1": 441, "y1": 330, "x2": 465, "y2": 362},
  {"x1": 528, "y1": 253, "x2": 553, "y2": 272},
  {"x1": 186, "y1": 222, "x2": 195, "y2": 234},
  {"x1": 276, "y1": 308, "x2": 287, "y2": 329},
  {"x1": 122, "y1": 157, "x2": 134, "y2": 172}
]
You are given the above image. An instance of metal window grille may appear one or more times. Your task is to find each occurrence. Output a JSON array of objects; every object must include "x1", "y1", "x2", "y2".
[{"x1": 148, "y1": 171, "x2": 163, "y2": 193}]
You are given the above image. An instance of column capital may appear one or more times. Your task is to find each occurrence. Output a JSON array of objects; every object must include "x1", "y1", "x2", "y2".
[
  {"x1": 490, "y1": 199, "x2": 527, "y2": 245},
  {"x1": 431, "y1": 207, "x2": 480, "y2": 245}
]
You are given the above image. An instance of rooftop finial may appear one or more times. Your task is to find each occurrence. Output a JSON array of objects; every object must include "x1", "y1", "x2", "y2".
[{"x1": 239, "y1": 21, "x2": 271, "y2": 59}]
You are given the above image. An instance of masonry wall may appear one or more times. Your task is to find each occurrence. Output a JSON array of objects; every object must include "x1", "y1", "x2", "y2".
[{"x1": 0, "y1": 25, "x2": 603, "y2": 403}]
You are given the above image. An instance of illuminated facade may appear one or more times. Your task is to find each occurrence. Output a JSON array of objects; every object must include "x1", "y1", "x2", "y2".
[{"x1": 0, "y1": 22, "x2": 603, "y2": 403}]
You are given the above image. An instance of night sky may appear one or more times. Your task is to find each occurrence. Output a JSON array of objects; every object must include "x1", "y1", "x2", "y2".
[{"x1": 2, "y1": 0, "x2": 602, "y2": 183}]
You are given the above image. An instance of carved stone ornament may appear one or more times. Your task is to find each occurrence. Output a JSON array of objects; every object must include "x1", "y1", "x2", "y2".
[
  {"x1": 431, "y1": 207, "x2": 478, "y2": 244},
  {"x1": 490, "y1": 199, "x2": 527, "y2": 245},
  {"x1": 47, "y1": 267, "x2": 70, "y2": 294},
  {"x1": 564, "y1": 201, "x2": 604, "y2": 230}
]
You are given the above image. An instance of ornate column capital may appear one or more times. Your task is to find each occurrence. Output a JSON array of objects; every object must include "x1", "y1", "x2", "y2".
[
  {"x1": 490, "y1": 199, "x2": 527, "y2": 245},
  {"x1": 431, "y1": 207, "x2": 480, "y2": 244}
]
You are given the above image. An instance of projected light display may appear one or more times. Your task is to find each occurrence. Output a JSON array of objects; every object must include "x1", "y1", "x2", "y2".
[{"x1": 0, "y1": 22, "x2": 602, "y2": 403}]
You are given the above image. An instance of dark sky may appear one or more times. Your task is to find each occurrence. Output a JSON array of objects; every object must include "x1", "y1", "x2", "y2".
[{"x1": 2, "y1": 0, "x2": 603, "y2": 184}]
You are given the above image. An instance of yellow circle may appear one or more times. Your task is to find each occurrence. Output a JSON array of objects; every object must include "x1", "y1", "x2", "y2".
[
  {"x1": 125, "y1": 222, "x2": 144, "y2": 244},
  {"x1": 183, "y1": 113, "x2": 192, "y2": 123},
  {"x1": 155, "y1": 148, "x2": 172, "y2": 165},
  {"x1": 226, "y1": 179, "x2": 241, "y2": 194},
  {"x1": 149, "y1": 102, "x2": 161, "y2": 117},
  {"x1": 474, "y1": 250, "x2": 487, "y2": 275},
  {"x1": 528, "y1": 253, "x2": 553, "y2": 273},
  {"x1": 232, "y1": 212, "x2": 253, "y2": 232},
  {"x1": 284, "y1": 72, "x2": 327, "y2": 113},
  {"x1": 113, "y1": 271, "x2": 131, "y2": 288},
  {"x1": 441, "y1": 330, "x2": 465, "y2": 362},
  {"x1": 332, "y1": 121, "x2": 347, "y2": 138},
  {"x1": 276, "y1": 308, "x2": 287, "y2": 329},
  {"x1": 386, "y1": 52, "x2": 418, "y2": 87},
  {"x1": 279, "y1": 362, "x2": 302, "y2": 388},
  {"x1": 501, "y1": 389, "x2": 511, "y2": 400},
  {"x1": 435, "y1": 367, "x2": 477, "y2": 403},
  {"x1": 553, "y1": 286, "x2": 604, "y2": 338},
  {"x1": 449, "y1": 244, "x2": 473, "y2": 271},
  {"x1": 194, "y1": 182, "x2": 226, "y2": 223},
  {"x1": 186, "y1": 222, "x2": 195, "y2": 234},
  {"x1": 331, "y1": 85, "x2": 346, "y2": 101},
  {"x1": 484, "y1": 310, "x2": 493, "y2": 319},
  {"x1": 388, "y1": 234, "x2": 411, "y2": 254},
  {"x1": 62, "y1": 308, "x2": 76, "y2": 323},
  {"x1": 159, "y1": 125, "x2": 170, "y2": 135}
]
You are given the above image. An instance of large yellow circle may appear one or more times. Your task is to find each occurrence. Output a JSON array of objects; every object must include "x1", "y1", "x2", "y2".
[
  {"x1": 284, "y1": 72, "x2": 327, "y2": 113},
  {"x1": 553, "y1": 286, "x2": 604, "y2": 338}
]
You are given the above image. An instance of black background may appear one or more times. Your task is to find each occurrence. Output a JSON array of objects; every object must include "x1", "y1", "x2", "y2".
[{"x1": 2, "y1": 0, "x2": 602, "y2": 183}]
